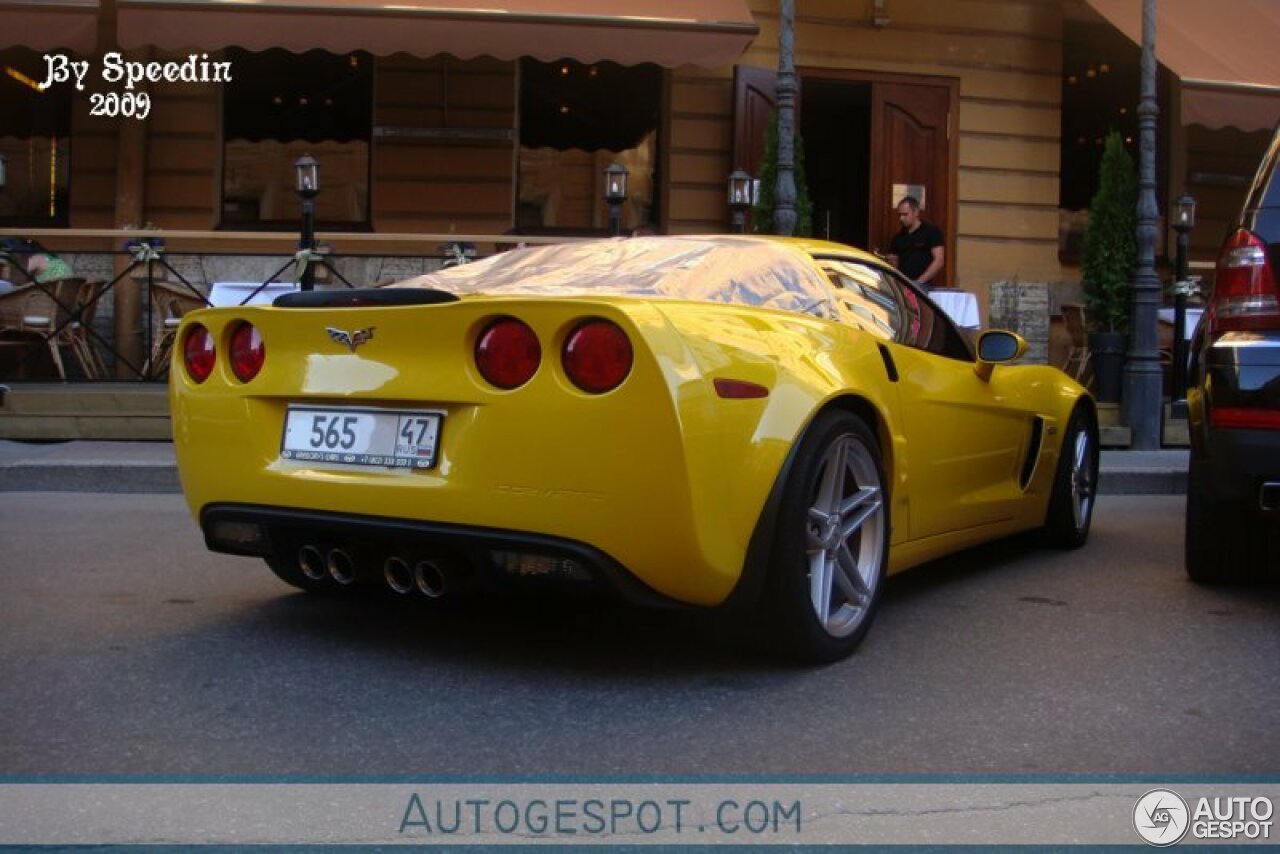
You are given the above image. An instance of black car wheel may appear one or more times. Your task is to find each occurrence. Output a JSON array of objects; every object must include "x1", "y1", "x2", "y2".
[
  {"x1": 1040, "y1": 405, "x2": 1099, "y2": 549},
  {"x1": 764, "y1": 410, "x2": 890, "y2": 664}
]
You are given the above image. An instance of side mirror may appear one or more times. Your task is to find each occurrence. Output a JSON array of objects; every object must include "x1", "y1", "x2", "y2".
[{"x1": 974, "y1": 330, "x2": 1027, "y2": 381}]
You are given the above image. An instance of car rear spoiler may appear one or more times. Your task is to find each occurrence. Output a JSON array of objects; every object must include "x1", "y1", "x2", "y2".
[{"x1": 274, "y1": 288, "x2": 460, "y2": 308}]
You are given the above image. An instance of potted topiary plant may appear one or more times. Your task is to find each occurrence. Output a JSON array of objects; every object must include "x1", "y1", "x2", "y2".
[
  {"x1": 752, "y1": 111, "x2": 813, "y2": 236},
  {"x1": 1080, "y1": 130, "x2": 1138, "y2": 403}
]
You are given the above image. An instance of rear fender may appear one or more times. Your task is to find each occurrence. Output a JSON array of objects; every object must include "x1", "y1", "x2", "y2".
[{"x1": 717, "y1": 393, "x2": 895, "y2": 615}]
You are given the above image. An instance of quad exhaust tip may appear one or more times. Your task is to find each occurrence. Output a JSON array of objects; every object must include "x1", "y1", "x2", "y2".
[
  {"x1": 327, "y1": 548, "x2": 358, "y2": 585},
  {"x1": 298, "y1": 546, "x2": 454, "y2": 595},
  {"x1": 414, "y1": 560, "x2": 448, "y2": 599},
  {"x1": 298, "y1": 545, "x2": 327, "y2": 582},
  {"x1": 383, "y1": 556, "x2": 414, "y2": 594}
]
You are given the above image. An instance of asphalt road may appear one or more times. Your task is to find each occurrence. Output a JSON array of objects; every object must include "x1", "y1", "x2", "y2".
[{"x1": 2, "y1": 492, "x2": 1277, "y2": 777}]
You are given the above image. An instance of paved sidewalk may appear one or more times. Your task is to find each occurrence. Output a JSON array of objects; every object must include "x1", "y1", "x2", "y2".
[{"x1": 0, "y1": 440, "x2": 1188, "y2": 495}]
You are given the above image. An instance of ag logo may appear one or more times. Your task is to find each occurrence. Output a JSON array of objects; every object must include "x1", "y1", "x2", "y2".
[{"x1": 1134, "y1": 789, "x2": 1190, "y2": 846}]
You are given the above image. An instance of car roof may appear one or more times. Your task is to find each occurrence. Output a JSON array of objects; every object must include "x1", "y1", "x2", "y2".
[{"x1": 747, "y1": 235, "x2": 886, "y2": 264}]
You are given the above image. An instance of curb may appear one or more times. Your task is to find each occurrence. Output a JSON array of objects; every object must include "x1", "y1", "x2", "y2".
[
  {"x1": 1098, "y1": 468, "x2": 1186, "y2": 496},
  {"x1": 0, "y1": 462, "x2": 181, "y2": 493},
  {"x1": 0, "y1": 452, "x2": 1188, "y2": 496}
]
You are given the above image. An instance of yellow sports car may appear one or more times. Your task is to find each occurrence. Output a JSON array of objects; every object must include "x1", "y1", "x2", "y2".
[{"x1": 171, "y1": 236, "x2": 1097, "y2": 662}]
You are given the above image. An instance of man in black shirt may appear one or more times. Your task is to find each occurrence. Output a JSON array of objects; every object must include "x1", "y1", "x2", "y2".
[{"x1": 887, "y1": 196, "x2": 945, "y2": 286}]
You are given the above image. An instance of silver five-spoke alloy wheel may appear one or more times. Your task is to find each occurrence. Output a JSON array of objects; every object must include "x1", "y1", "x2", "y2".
[
  {"x1": 1068, "y1": 426, "x2": 1095, "y2": 532},
  {"x1": 805, "y1": 433, "x2": 885, "y2": 638}
]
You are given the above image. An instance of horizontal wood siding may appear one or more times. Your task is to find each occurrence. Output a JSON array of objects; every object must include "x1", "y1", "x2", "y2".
[
  {"x1": 372, "y1": 55, "x2": 515, "y2": 233},
  {"x1": 142, "y1": 51, "x2": 220, "y2": 230},
  {"x1": 666, "y1": 71, "x2": 733, "y2": 232},
  {"x1": 69, "y1": 90, "x2": 118, "y2": 228},
  {"x1": 670, "y1": 0, "x2": 1067, "y2": 296}
]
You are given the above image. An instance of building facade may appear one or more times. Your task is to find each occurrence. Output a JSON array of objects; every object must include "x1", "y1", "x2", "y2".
[{"x1": 1, "y1": 0, "x2": 1277, "y2": 329}]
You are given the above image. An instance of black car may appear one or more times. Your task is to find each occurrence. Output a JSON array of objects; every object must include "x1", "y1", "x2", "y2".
[{"x1": 1186, "y1": 126, "x2": 1280, "y2": 582}]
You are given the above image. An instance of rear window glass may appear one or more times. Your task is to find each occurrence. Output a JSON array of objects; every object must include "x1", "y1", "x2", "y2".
[{"x1": 392, "y1": 236, "x2": 842, "y2": 320}]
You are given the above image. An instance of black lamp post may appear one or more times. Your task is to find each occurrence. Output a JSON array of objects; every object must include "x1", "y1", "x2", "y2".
[
  {"x1": 1171, "y1": 192, "x2": 1197, "y2": 417},
  {"x1": 294, "y1": 154, "x2": 319, "y2": 291},
  {"x1": 728, "y1": 169, "x2": 752, "y2": 233},
  {"x1": 1123, "y1": 0, "x2": 1163, "y2": 449},
  {"x1": 603, "y1": 162, "x2": 628, "y2": 237},
  {"x1": 0, "y1": 153, "x2": 7, "y2": 190}
]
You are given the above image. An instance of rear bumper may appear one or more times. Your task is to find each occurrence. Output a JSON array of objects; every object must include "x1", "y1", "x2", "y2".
[
  {"x1": 1194, "y1": 427, "x2": 1280, "y2": 511},
  {"x1": 201, "y1": 503, "x2": 686, "y2": 609},
  {"x1": 1192, "y1": 332, "x2": 1280, "y2": 509}
]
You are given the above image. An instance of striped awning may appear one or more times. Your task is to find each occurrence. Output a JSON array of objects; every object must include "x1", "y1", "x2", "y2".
[
  {"x1": 0, "y1": 0, "x2": 99, "y2": 54},
  {"x1": 115, "y1": 0, "x2": 759, "y2": 68},
  {"x1": 1086, "y1": 0, "x2": 1280, "y2": 132}
]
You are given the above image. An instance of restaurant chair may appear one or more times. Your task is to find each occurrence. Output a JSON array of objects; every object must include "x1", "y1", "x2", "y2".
[
  {"x1": 65, "y1": 278, "x2": 106, "y2": 379},
  {"x1": 1060, "y1": 302, "x2": 1091, "y2": 382},
  {"x1": 144, "y1": 280, "x2": 209, "y2": 378},
  {"x1": 0, "y1": 277, "x2": 103, "y2": 380}
]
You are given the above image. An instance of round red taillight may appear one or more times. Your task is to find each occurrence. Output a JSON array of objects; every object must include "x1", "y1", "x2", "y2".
[
  {"x1": 183, "y1": 323, "x2": 216, "y2": 383},
  {"x1": 229, "y1": 321, "x2": 265, "y2": 382},
  {"x1": 563, "y1": 319, "x2": 632, "y2": 393},
  {"x1": 475, "y1": 317, "x2": 541, "y2": 389}
]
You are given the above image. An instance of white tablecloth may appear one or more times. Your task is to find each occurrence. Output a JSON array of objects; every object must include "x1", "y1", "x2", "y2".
[
  {"x1": 209, "y1": 282, "x2": 299, "y2": 307},
  {"x1": 929, "y1": 289, "x2": 980, "y2": 329},
  {"x1": 1157, "y1": 307, "x2": 1203, "y2": 340}
]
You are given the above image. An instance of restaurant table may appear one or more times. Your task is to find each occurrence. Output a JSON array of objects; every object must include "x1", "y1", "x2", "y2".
[
  {"x1": 1157, "y1": 306, "x2": 1204, "y2": 340},
  {"x1": 209, "y1": 281, "x2": 299, "y2": 307},
  {"x1": 929, "y1": 288, "x2": 980, "y2": 329}
]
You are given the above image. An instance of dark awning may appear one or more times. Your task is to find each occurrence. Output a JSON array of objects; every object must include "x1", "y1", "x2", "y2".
[
  {"x1": 116, "y1": 0, "x2": 758, "y2": 68},
  {"x1": 0, "y1": 0, "x2": 98, "y2": 54},
  {"x1": 1086, "y1": 0, "x2": 1280, "y2": 132}
]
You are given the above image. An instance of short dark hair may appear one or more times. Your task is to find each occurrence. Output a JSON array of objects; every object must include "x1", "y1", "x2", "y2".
[
  {"x1": 0, "y1": 237, "x2": 33, "y2": 264},
  {"x1": 897, "y1": 196, "x2": 920, "y2": 211}
]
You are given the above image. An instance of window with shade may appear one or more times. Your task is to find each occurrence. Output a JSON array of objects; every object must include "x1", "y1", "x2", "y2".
[
  {"x1": 517, "y1": 59, "x2": 662, "y2": 234},
  {"x1": 0, "y1": 48, "x2": 71, "y2": 227},
  {"x1": 221, "y1": 49, "x2": 373, "y2": 230}
]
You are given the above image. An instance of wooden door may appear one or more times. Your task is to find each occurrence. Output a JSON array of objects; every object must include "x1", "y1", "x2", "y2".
[
  {"x1": 871, "y1": 82, "x2": 953, "y2": 284},
  {"x1": 732, "y1": 65, "x2": 802, "y2": 230},
  {"x1": 732, "y1": 65, "x2": 778, "y2": 179}
]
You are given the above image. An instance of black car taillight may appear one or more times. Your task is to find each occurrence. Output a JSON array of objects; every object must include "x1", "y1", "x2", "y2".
[
  {"x1": 183, "y1": 323, "x2": 216, "y2": 383},
  {"x1": 1209, "y1": 229, "x2": 1280, "y2": 333}
]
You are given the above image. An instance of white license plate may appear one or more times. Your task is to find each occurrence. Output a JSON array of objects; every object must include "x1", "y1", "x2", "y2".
[{"x1": 281, "y1": 406, "x2": 443, "y2": 469}]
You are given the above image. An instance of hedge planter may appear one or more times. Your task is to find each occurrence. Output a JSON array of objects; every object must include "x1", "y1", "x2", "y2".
[{"x1": 1088, "y1": 331, "x2": 1127, "y2": 404}]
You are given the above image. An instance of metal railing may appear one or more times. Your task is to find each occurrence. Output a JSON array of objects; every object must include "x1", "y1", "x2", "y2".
[{"x1": 0, "y1": 237, "x2": 506, "y2": 383}]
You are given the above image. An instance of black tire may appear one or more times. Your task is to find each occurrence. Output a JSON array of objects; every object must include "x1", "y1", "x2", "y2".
[
  {"x1": 763, "y1": 410, "x2": 890, "y2": 664},
  {"x1": 1185, "y1": 462, "x2": 1279, "y2": 584},
  {"x1": 1040, "y1": 405, "x2": 1099, "y2": 549}
]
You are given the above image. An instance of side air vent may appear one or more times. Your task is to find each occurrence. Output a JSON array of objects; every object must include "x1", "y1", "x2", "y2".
[
  {"x1": 1019, "y1": 417, "x2": 1045, "y2": 490},
  {"x1": 876, "y1": 344, "x2": 899, "y2": 383},
  {"x1": 274, "y1": 288, "x2": 460, "y2": 308}
]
